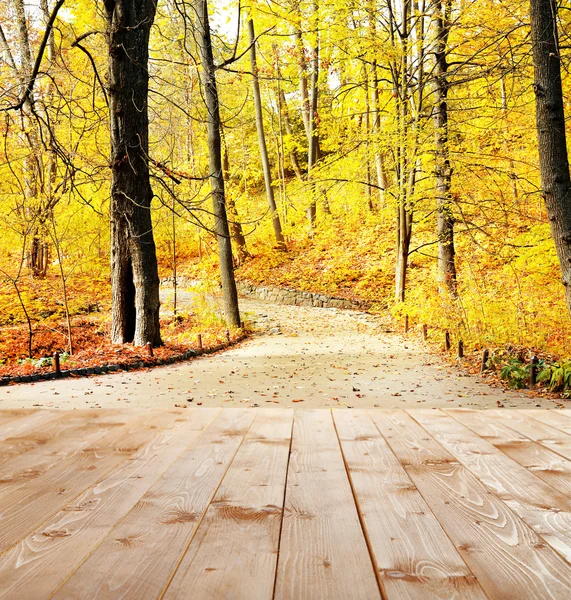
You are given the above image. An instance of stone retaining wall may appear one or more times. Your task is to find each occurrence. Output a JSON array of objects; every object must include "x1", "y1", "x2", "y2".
[
  {"x1": 161, "y1": 276, "x2": 372, "y2": 311},
  {"x1": 235, "y1": 281, "x2": 369, "y2": 311}
]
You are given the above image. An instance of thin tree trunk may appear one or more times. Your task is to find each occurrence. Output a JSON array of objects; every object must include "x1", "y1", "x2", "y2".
[
  {"x1": 247, "y1": 18, "x2": 286, "y2": 250},
  {"x1": 306, "y1": 0, "x2": 320, "y2": 229},
  {"x1": 277, "y1": 86, "x2": 304, "y2": 179},
  {"x1": 367, "y1": 1, "x2": 388, "y2": 205},
  {"x1": 50, "y1": 216, "x2": 73, "y2": 355},
  {"x1": 194, "y1": 0, "x2": 240, "y2": 327},
  {"x1": 433, "y1": 0, "x2": 457, "y2": 296},
  {"x1": 363, "y1": 66, "x2": 374, "y2": 211},
  {"x1": 371, "y1": 64, "x2": 388, "y2": 205},
  {"x1": 292, "y1": 3, "x2": 311, "y2": 139},
  {"x1": 529, "y1": 0, "x2": 571, "y2": 315},
  {"x1": 221, "y1": 133, "x2": 249, "y2": 265},
  {"x1": 105, "y1": 0, "x2": 162, "y2": 346},
  {"x1": 12, "y1": 0, "x2": 45, "y2": 276}
]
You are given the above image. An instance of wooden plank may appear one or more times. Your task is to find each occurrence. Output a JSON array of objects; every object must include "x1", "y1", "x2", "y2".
[
  {"x1": 491, "y1": 410, "x2": 571, "y2": 461},
  {"x1": 520, "y1": 410, "x2": 571, "y2": 435},
  {"x1": 0, "y1": 409, "x2": 112, "y2": 469},
  {"x1": 0, "y1": 409, "x2": 219, "y2": 600},
  {"x1": 555, "y1": 409, "x2": 571, "y2": 419},
  {"x1": 333, "y1": 409, "x2": 486, "y2": 600},
  {"x1": 53, "y1": 408, "x2": 254, "y2": 600},
  {"x1": 274, "y1": 410, "x2": 381, "y2": 600},
  {"x1": 447, "y1": 409, "x2": 571, "y2": 496},
  {"x1": 0, "y1": 409, "x2": 38, "y2": 427},
  {"x1": 0, "y1": 410, "x2": 62, "y2": 442},
  {"x1": 164, "y1": 409, "x2": 293, "y2": 600},
  {"x1": 410, "y1": 409, "x2": 571, "y2": 563},
  {"x1": 371, "y1": 410, "x2": 571, "y2": 600},
  {"x1": 0, "y1": 410, "x2": 141, "y2": 502},
  {"x1": 0, "y1": 409, "x2": 176, "y2": 555}
]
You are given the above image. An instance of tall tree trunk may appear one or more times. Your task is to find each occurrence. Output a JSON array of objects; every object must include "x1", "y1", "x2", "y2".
[
  {"x1": 292, "y1": 1, "x2": 311, "y2": 139},
  {"x1": 12, "y1": 0, "x2": 45, "y2": 276},
  {"x1": 363, "y1": 66, "x2": 374, "y2": 211},
  {"x1": 530, "y1": 0, "x2": 571, "y2": 316},
  {"x1": 221, "y1": 131, "x2": 249, "y2": 265},
  {"x1": 433, "y1": 0, "x2": 457, "y2": 296},
  {"x1": 306, "y1": 0, "x2": 320, "y2": 229},
  {"x1": 371, "y1": 63, "x2": 388, "y2": 205},
  {"x1": 105, "y1": 0, "x2": 162, "y2": 346},
  {"x1": 247, "y1": 18, "x2": 286, "y2": 250},
  {"x1": 277, "y1": 86, "x2": 304, "y2": 179},
  {"x1": 194, "y1": 0, "x2": 240, "y2": 327}
]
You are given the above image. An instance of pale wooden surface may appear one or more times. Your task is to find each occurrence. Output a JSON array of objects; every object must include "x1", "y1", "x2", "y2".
[{"x1": 0, "y1": 408, "x2": 569, "y2": 600}]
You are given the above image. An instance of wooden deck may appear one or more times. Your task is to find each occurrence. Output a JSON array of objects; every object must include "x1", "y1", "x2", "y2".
[{"x1": 0, "y1": 408, "x2": 569, "y2": 599}]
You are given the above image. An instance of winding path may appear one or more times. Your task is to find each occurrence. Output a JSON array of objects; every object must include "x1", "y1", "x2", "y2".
[{"x1": 0, "y1": 298, "x2": 555, "y2": 410}]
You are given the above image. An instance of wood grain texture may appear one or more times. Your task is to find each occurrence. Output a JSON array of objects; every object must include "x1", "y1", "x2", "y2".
[
  {"x1": 274, "y1": 410, "x2": 381, "y2": 600},
  {"x1": 0, "y1": 410, "x2": 119, "y2": 489},
  {"x1": 0, "y1": 410, "x2": 62, "y2": 442},
  {"x1": 520, "y1": 410, "x2": 571, "y2": 435},
  {"x1": 53, "y1": 408, "x2": 254, "y2": 600},
  {"x1": 0, "y1": 409, "x2": 173, "y2": 555},
  {"x1": 0, "y1": 409, "x2": 38, "y2": 427},
  {"x1": 410, "y1": 409, "x2": 571, "y2": 562},
  {"x1": 0, "y1": 409, "x2": 219, "y2": 600},
  {"x1": 447, "y1": 409, "x2": 571, "y2": 496},
  {"x1": 0, "y1": 411, "x2": 103, "y2": 468},
  {"x1": 0, "y1": 410, "x2": 142, "y2": 506},
  {"x1": 371, "y1": 410, "x2": 571, "y2": 600},
  {"x1": 334, "y1": 409, "x2": 486, "y2": 600},
  {"x1": 0, "y1": 408, "x2": 569, "y2": 600},
  {"x1": 164, "y1": 409, "x2": 293, "y2": 600},
  {"x1": 490, "y1": 410, "x2": 571, "y2": 461}
]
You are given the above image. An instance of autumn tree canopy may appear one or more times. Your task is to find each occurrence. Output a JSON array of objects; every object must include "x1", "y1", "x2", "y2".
[{"x1": 0, "y1": 0, "x2": 569, "y2": 360}]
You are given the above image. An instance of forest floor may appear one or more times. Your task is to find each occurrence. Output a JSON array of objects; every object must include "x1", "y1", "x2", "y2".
[{"x1": 0, "y1": 296, "x2": 562, "y2": 410}]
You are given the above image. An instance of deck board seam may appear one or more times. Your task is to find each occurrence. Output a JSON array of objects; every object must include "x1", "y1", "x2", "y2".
[
  {"x1": 406, "y1": 410, "x2": 571, "y2": 568},
  {"x1": 490, "y1": 411, "x2": 571, "y2": 462},
  {"x1": 371, "y1": 409, "x2": 488, "y2": 596},
  {"x1": 2, "y1": 413, "x2": 161, "y2": 563},
  {"x1": 46, "y1": 409, "x2": 223, "y2": 599},
  {"x1": 270, "y1": 409, "x2": 296, "y2": 600},
  {"x1": 443, "y1": 409, "x2": 571, "y2": 500},
  {"x1": 332, "y1": 409, "x2": 389, "y2": 600},
  {"x1": 520, "y1": 411, "x2": 571, "y2": 437},
  {"x1": 157, "y1": 410, "x2": 257, "y2": 600}
]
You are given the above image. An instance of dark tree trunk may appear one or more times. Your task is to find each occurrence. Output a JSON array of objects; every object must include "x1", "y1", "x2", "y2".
[
  {"x1": 247, "y1": 18, "x2": 286, "y2": 250},
  {"x1": 530, "y1": 0, "x2": 571, "y2": 316},
  {"x1": 433, "y1": 0, "x2": 457, "y2": 297},
  {"x1": 105, "y1": 0, "x2": 162, "y2": 346},
  {"x1": 194, "y1": 0, "x2": 240, "y2": 327}
]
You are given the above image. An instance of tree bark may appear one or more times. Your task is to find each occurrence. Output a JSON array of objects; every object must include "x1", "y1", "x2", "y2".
[
  {"x1": 306, "y1": 0, "x2": 320, "y2": 229},
  {"x1": 247, "y1": 18, "x2": 286, "y2": 250},
  {"x1": 221, "y1": 132, "x2": 249, "y2": 265},
  {"x1": 529, "y1": 0, "x2": 571, "y2": 316},
  {"x1": 277, "y1": 86, "x2": 304, "y2": 179},
  {"x1": 105, "y1": 0, "x2": 162, "y2": 346},
  {"x1": 433, "y1": 0, "x2": 457, "y2": 296},
  {"x1": 194, "y1": 0, "x2": 240, "y2": 327}
]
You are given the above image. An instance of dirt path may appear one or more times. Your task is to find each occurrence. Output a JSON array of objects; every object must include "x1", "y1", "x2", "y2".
[{"x1": 0, "y1": 298, "x2": 556, "y2": 410}]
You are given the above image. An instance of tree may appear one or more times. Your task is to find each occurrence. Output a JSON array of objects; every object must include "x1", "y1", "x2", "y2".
[
  {"x1": 193, "y1": 0, "x2": 241, "y2": 327},
  {"x1": 104, "y1": 0, "x2": 162, "y2": 346},
  {"x1": 529, "y1": 0, "x2": 571, "y2": 317},
  {"x1": 247, "y1": 17, "x2": 286, "y2": 250},
  {"x1": 432, "y1": 0, "x2": 457, "y2": 296}
]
